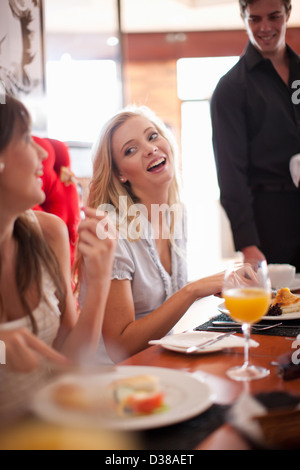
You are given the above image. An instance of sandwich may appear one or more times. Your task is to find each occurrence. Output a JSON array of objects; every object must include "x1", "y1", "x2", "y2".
[
  {"x1": 106, "y1": 374, "x2": 165, "y2": 417},
  {"x1": 52, "y1": 383, "x2": 103, "y2": 411}
]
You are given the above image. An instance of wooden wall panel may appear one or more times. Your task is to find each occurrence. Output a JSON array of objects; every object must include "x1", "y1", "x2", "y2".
[
  {"x1": 124, "y1": 60, "x2": 181, "y2": 141},
  {"x1": 123, "y1": 27, "x2": 300, "y2": 169},
  {"x1": 124, "y1": 28, "x2": 300, "y2": 61}
]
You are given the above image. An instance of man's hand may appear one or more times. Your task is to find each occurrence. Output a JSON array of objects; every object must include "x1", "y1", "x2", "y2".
[{"x1": 241, "y1": 245, "x2": 266, "y2": 264}]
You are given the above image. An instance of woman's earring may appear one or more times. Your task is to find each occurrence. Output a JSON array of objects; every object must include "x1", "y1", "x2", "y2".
[
  {"x1": 0, "y1": 162, "x2": 5, "y2": 173},
  {"x1": 120, "y1": 177, "x2": 127, "y2": 183}
]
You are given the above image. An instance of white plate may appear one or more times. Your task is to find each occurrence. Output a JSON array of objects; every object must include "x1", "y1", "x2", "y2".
[
  {"x1": 31, "y1": 366, "x2": 213, "y2": 431},
  {"x1": 150, "y1": 331, "x2": 258, "y2": 354},
  {"x1": 286, "y1": 274, "x2": 300, "y2": 291},
  {"x1": 270, "y1": 273, "x2": 300, "y2": 291},
  {"x1": 217, "y1": 301, "x2": 300, "y2": 321}
]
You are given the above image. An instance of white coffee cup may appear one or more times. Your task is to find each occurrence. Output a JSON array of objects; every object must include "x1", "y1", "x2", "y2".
[{"x1": 268, "y1": 264, "x2": 296, "y2": 289}]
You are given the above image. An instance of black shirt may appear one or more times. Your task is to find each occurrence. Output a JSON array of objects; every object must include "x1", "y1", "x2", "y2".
[{"x1": 210, "y1": 42, "x2": 300, "y2": 251}]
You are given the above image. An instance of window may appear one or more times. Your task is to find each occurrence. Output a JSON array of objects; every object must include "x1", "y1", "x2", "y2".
[
  {"x1": 177, "y1": 56, "x2": 239, "y2": 279},
  {"x1": 46, "y1": 56, "x2": 121, "y2": 144}
]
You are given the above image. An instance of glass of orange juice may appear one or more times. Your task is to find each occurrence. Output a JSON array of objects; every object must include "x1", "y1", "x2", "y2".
[{"x1": 223, "y1": 260, "x2": 271, "y2": 381}]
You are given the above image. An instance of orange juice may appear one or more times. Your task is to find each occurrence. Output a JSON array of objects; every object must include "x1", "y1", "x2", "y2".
[{"x1": 223, "y1": 288, "x2": 271, "y2": 324}]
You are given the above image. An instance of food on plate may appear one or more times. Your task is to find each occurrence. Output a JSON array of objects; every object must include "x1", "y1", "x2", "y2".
[
  {"x1": 105, "y1": 374, "x2": 166, "y2": 417},
  {"x1": 52, "y1": 383, "x2": 103, "y2": 412},
  {"x1": 51, "y1": 374, "x2": 166, "y2": 419},
  {"x1": 267, "y1": 288, "x2": 300, "y2": 316}
]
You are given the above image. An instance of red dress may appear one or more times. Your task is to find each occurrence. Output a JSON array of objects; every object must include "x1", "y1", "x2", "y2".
[{"x1": 32, "y1": 136, "x2": 80, "y2": 266}]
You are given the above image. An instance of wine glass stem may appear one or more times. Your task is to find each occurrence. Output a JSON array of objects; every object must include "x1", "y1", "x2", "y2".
[{"x1": 242, "y1": 323, "x2": 251, "y2": 368}]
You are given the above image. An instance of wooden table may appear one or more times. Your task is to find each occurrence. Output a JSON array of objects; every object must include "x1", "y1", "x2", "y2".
[
  {"x1": 121, "y1": 295, "x2": 300, "y2": 450},
  {"x1": 1, "y1": 296, "x2": 299, "y2": 451}
]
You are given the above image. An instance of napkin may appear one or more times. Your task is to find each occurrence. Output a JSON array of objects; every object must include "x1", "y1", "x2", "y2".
[
  {"x1": 290, "y1": 153, "x2": 300, "y2": 188},
  {"x1": 149, "y1": 331, "x2": 259, "y2": 352},
  {"x1": 228, "y1": 393, "x2": 266, "y2": 444}
]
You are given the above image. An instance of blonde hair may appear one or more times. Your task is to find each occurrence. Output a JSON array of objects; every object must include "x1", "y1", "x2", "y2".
[
  {"x1": 74, "y1": 106, "x2": 184, "y2": 288},
  {"x1": 88, "y1": 105, "x2": 182, "y2": 215}
]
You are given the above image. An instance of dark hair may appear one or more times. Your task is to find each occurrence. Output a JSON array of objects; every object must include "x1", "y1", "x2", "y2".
[
  {"x1": 239, "y1": 0, "x2": 292, "y2": 18},
  {"x1": 0, "y1": 95, "x2": 66, "y2": 333},
  {"x1": 0, "y1": 94, "x2": 31, "y2": 153}
]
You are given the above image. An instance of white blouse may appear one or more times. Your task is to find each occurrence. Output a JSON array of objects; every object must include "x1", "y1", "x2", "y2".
[{"x1": 80, "y1": 212, "x2": 188, "y2": 364}]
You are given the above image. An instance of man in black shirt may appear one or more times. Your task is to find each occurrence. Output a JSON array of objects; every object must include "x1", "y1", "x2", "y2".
[{"x1": 211, "y1": 0, "x2": 300, "y2": 270}]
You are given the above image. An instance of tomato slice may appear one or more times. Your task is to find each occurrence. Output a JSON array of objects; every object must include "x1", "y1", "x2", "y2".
[{"x1": 126, "y1": 392, "x2": 164, "y2": 414}]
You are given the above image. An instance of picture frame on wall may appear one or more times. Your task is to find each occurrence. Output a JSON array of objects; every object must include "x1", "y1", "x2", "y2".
[{"x1": 0, "y1": 0, "x2": 46, "y2": 131}]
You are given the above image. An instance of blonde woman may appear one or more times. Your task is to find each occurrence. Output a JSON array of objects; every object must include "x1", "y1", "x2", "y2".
[
  {"x1": 0, "y1": 95, "x2": 115, "y2": 417},
  {"x1": 80, "y1": 106, "x2": 224, "y2": 363}
]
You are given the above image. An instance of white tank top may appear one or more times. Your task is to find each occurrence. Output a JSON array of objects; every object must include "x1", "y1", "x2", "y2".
[{"x1": 0, "y1": 212, "x2": 61, "y2": 420}]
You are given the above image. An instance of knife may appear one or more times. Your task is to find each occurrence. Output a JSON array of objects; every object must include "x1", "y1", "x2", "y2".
[
  {"x1": 206, "y1": 326, "x2": 243, "y2": 331},
  {"x1": 186, "y1": 332, "x2": 233, "y2": 354}
]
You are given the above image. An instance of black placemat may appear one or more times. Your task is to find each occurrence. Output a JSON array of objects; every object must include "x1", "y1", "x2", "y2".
[
  {"x1": 256, "y1": 391, "x2": 300, "y2": 409},
  {"x1": 195, "y1": 313, "x2": 300, "y2": 337},
  {"x1": 138, "y1": 403, "x2": 229, "y2": 450},
  {"x1": 138, "y1": 392, "x2": 300, "y2": 450}
]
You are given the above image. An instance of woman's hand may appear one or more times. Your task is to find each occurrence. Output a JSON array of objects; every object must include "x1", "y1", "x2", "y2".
[
  {"x1": 188, "y1": 271, "x2": 225, "y2": 300},
  {"x1": 29, "y1": 208, "x2": 116, "y2": 363},
  {"x1": 0, "y1": 328, "x2": 70, "y2": 373},
  {"x1": 77, "y1": 207, "x2": 116, "y2": 289}
]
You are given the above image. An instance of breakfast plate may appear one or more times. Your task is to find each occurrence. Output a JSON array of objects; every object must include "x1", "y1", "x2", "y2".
[
  {"x1": 149, "y1": 331, "x2": 258, "y2": 354},
  {"x1": 31, "y1": 366, "x2": 214, "y2": 431},
  {"x1": 217, "y1": 301, "x2": 300, "y2": 321}
]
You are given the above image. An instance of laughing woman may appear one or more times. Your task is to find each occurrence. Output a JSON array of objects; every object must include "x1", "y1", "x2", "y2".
[
  {"x1": 79, "y1": 106, "x2": 224, "y2": 364},
  {"x1": 0, "y1": 95, "x2": 116, "y2": 418}
]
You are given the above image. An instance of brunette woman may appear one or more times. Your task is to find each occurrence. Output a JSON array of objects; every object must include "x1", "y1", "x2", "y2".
[{"x1": 0, "y1": 94, "x2": 115, "y2": 417}]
